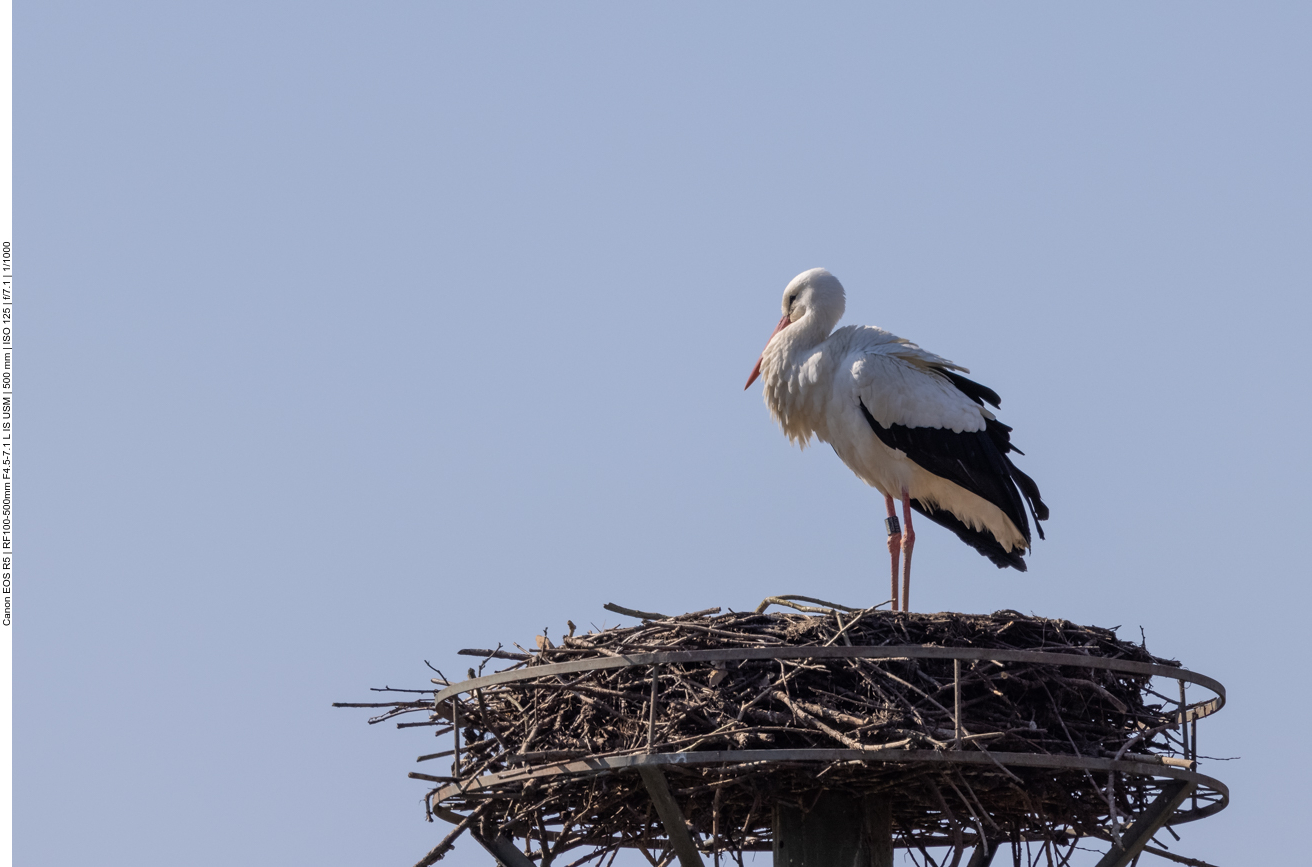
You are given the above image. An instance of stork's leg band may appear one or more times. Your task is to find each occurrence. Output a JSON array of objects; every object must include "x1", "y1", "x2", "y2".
[{"x1": 885, "y1": 516, "x2": 901, "y2": 537}]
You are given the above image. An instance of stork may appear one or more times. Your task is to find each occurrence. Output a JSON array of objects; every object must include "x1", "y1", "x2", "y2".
[{"x1": 745, "y1": 268, "x2": 1048, "y2": 611}]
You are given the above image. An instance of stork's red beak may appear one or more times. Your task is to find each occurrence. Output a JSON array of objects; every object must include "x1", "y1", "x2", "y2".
[{"x1": 744, "y1": 313, "x2": 793, "y2": 390}]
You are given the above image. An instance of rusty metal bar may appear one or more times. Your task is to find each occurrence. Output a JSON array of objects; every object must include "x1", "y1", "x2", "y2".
[
  {"x1": 451, "y1": 699, "x2": 461, "y2": 779},
  {"x1": 637, "y1": 765, "x2": 706, "y2": 867},
  {"x1": 1179, "y1": 680, "x2": 1189, "y2": 760},
  {"x1": 1093, "y1": 778, "x2": 1194, "y2": 867},
  {"x1": 954, "y1": 658, "x2": 963, "y2": 748},
  {"x1": 648, "y1": 665, "x2": 660, "y2": 750},
  {"x1": 1191, "y1": 716, "x2": 1199, "y2": 812}
]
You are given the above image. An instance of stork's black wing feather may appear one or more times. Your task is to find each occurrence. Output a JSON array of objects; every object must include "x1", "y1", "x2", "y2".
[
  {"x1": 860, "y1": 402, "x2": 1033, "y2": 542},
  {"x1": 858, "y1": 379, "x2": 1048, "y2": 570},
  {"x1": 938, "y1": 370, "x2": 1002, "y2": 410}
]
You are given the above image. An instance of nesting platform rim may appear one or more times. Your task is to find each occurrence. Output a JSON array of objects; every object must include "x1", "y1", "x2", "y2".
[{"x1": 430, "y1": 750, "x2": 1227, "y2": 852}]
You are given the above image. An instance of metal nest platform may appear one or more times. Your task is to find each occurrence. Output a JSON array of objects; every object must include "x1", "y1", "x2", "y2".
[{"x1": 337, "y1": 597, "x2": 1228, "y2": 867}]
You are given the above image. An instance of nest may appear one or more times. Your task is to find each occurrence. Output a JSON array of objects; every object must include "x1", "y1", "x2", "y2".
[{"x1": 341, "y1": 600, "x2": 1207, "y2": 867}]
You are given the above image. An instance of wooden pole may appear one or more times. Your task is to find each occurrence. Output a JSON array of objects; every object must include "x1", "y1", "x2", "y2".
[{"x1": 773, "y1": 793, "x2": 891, "y2": 867}]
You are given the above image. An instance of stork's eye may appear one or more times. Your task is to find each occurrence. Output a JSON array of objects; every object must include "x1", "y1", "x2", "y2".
[{"x1": 786, "y1": 295, "x2": 796, "y2": 308}]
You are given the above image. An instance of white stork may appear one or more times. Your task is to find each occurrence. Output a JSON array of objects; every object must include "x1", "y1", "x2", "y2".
[{"x1": 744, "y1": 268, "x2": 1048, "y2": 611}]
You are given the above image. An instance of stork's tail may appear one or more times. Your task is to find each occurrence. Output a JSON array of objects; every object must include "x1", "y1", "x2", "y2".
[
  {"x1": 909, "y1": 499, "x2": 1029, "y2": 571},
  {"x1": 1005, "y1": 459, "x2": 1048, "y2": 540}
]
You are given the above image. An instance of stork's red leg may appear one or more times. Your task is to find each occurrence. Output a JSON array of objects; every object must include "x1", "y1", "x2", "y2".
[
  {"x1": 885, "y1": 494, "x2": 901, "y2": 611},
  {"x1": 901, "y1": 490, "x2": 916, "y2": 613}
]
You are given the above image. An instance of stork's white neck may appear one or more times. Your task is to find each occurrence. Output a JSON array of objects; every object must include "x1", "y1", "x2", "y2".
[{"x1": 759, "y1": 312, "x2": 845, "y2": 446}]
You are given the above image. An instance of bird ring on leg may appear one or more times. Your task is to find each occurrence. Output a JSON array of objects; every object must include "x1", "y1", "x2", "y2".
[{"x1": 885, "y1": 516, "x2": 901, "y2": 536}]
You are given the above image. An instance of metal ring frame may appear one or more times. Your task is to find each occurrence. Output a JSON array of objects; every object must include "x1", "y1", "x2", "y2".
[
  {"x1": 433, "y1": 749, "x2": 1228, "y2": 828},
  {"x1": 426, "y1": 645, "x2": 1228, "y2": 843},
  {"x1": 435, "y1": 645, "x2": 1225, "y2": 722}
]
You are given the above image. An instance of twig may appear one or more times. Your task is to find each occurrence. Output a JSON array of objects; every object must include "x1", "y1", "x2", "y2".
[{"x1": 604, "y1": 603, "x2": 670, "y2": 620}]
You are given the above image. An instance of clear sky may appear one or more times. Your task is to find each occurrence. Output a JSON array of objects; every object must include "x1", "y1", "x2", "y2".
[{"x1": 21, "y1": 3, "x2": 1311, "y2": 865}]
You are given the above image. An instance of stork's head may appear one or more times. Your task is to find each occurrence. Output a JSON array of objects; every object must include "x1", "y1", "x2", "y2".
[
  {"x1": 780, "y1": 267, "x2": 846, "y2": 325},
  {"x1": 745, "y1": 268, "x2": 846, "y2": 389}
]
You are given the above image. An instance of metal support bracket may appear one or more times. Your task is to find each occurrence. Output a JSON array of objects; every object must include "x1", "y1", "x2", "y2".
[
  {"x1": 965, "y1": 841, "x2": 997, "y2": 867},
  {"x1": 1093, "y1": 779, "x2": 1196, "y2": 867},
  {"x1": 638, "y1": 765, "x2": 706, "y2": 867},
  {"x1": 468, "y1": 830, "x2": 538, "y2": 867}
]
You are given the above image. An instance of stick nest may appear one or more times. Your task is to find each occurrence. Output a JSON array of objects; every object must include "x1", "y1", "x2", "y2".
[{"x1": 345, "y1": 602, "x2": 1203, "y2": 867}]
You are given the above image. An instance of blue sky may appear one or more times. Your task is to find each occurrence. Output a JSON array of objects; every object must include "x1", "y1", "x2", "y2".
[{"x1": 21, "y1": 4, "x2": 1311, "y2": 864}]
